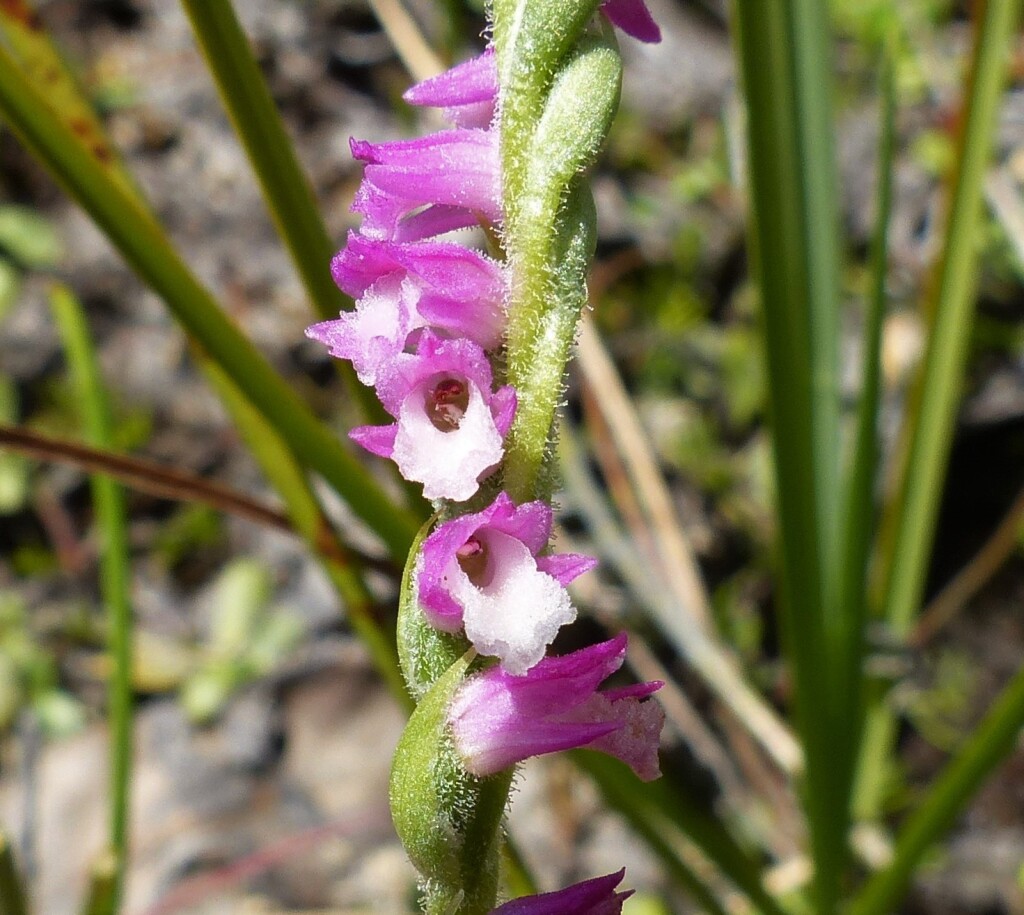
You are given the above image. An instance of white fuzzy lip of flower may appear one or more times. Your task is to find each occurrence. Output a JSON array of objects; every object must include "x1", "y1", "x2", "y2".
[
  {"x1": 392, "y1": 376, "x2": 503, "y2": 502},
  {"x1": 448, "y1": 528, "x2": 576, "y2": 675}
]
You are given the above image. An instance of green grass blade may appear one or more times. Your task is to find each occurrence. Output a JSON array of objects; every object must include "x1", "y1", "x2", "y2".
[
  {"x1": 0, "y1": 43, "x2": 420, "y2": 560},
  {"x1": 731, "y1": 2, "x2": 846, "y2": 907},
  {"x1": 858, "y1": 0, "x2": 1022, "y2": 820},
  {"x1": 835, "y1": 38, "x2": 896, "y2": 823},
  {"x1": 850, "y1": 663, "x2": 1024, "y2": 915},
  {"x1": 178, "y1": 0, "x2": 383, "y2": 423},
  {"x1": 49, "y1": 283, "x2": 131, "y2": 914},
  {"x1": 179, "y1": 0, "x2": 343, "y2": 322},
  {"x1": 80, "y1": 852, "x2": 117, "y2": 915},
  {"x1": 0, "y1": 831, "x2": 28, "y2": 915},
  {"x1": 0, "y1": 0, "x2": 135, "y2": 196},
  {"x1": 575, "y1": 753, "x2": 789, "y2": 915}
]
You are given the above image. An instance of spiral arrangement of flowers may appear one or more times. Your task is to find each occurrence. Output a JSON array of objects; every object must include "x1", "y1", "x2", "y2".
[{"x1": 307, "y1": 1, "x2": 664, "y2": 910}]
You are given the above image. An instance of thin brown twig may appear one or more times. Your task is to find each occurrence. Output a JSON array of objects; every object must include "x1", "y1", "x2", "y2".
[
  {"x1": 0, "y1": 423, "x2": 395, "y2": 576},
  {"x1": 912, "y1": 480, "x2": 1024, "y2": 646}
]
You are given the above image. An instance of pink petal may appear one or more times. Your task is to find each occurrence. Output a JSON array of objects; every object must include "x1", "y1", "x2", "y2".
[
  {"x1": 348, "y1": 423, "x2": 398, "y2": 458},
  {"x1": 601, "y1": 0, "x2": 661, "y2": 42},
  {"x1": 535, "y1": 553, "x2": 598, "y2": 586},
  {"x1": 491, "y1": 870, "x2": 632, "y2": 915},
  {"x1": 404, "y1": 49, "x2": 498, "y2": 128}
]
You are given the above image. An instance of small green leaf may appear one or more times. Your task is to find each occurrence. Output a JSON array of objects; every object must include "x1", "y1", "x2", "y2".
[
  {"x1": 0, "y1": 205, "x2": 62, "y2": 268},
  {"x1": 32, "y1": 689, "x2": 86, "y2": 738},
  {"x1": 207, "y1": 558, "x2": 271, "y2": 656}
]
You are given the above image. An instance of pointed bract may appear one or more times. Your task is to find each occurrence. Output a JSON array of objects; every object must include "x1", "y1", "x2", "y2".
[{"x1": 491, "y1": 870, "x2": 632, "y2": 914}]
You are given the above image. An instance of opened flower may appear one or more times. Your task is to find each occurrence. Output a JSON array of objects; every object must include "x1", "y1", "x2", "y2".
[
  {"x1": 417, "y1": 491, "x2": 595, "y2": 674},
  {"x1": 307, "y1": 234, "x2": 507, "y2": 385},
  {"x1": 491, "y1": 870, "x2": 632, "y2": 914},
  {"x1": 349, "y1": 331, "x2": 515, "y2": 502},
  {"x1": 350, "y1": 129, "x2": 501, "y2": 240},
  {"x1": 449, "y1": 633, "x2": 664, "y2": 780}
]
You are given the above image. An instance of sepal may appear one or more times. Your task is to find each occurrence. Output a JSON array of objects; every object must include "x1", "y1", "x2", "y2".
[{"x1": 389, "y1": 650, "x2": 512, "y2": 914}]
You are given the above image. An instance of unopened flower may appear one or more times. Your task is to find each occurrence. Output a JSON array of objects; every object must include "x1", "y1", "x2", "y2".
[
  {"x1": 417, "y1": 492, "x2": 595, "y2": 674},
  {"x1": 449, "y1": 633, "x2": 664, "y2": 780},
  {"x1": 350, "y1": 129, "x2": 501, "y2": 240},
  {"x1": 404, "y1": 48, "x2": 498, "y2": 128},
  {"x1": 306, "y1": 234, "x2": 507, "y2": 385},
  {"x1": 349, "y1": 331, "x2": 515, "y2": 502},
  {"x1": 491, "y1": 870, "x2": 632, "y2": 914},
  {"x1": 601, "y1": 0, "x2": 661, "y2": 43}
]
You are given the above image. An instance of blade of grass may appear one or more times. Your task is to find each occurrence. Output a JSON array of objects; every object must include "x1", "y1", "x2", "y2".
[
  {"x1": 49, "y1": 283, "x2": 132, "y2": 914},
  {"x1": 0, "y1": 0, "x2": 135, "y2": 196},
  {"x1": 857, "y1": 0, "x2": 1021, "y2": 821},
  {"x1": 0, "y1": 831, "x2": 28, "y2": 915},
  {"x1": 833, "y1": 35, "x2": 896, "y2": 835},
  {"x1": 575, "y1": 753, "x2": 790, "y2": 915},
  {"x1": 849, "y1": 661, "x2": 1024, "y2": 915},
  {"x1": 178, "y1": 0, "x2": 383, "y2": 425},
  {"x1": 178, "y1": 0, "x2": 343, "y2": 323},
  {"x1": 0, "y1": 44, "x2": 420, "y2": 560},
  {"x1": 81, "y1": 851, "x2": 117, "y2": 915},
  {"x1": 0, "y1": 3, "x2": 411, "y2": 683},
  {"x1": 732, "y1": 2, "x2": 846, "y2": 903}
]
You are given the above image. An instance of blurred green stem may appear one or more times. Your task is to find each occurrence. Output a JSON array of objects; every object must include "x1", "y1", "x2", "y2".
[
  {"x1": 834, "y1": 36, "x2": 896, "y2": 829},
  {"x1": 50, "y1": 284, "x2": 132, "y2": 914},
  {"x1": 732, "y1": 1, "x2": 846, "y2": 908},
  {"x1": 0, "y1": 832, "x2": 28, "y2": 915},
  {"x1": 857, "y1": 0, "x2": 1021, "y2": 820}
]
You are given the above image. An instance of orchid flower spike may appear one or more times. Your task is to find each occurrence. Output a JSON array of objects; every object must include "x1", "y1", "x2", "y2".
[
  {"x1": 417, "y1": 491, "x2": 596, "y2": 674},
  {"x1": 307, "y1": 233, "x2": 507, "y2": 386},
  {"x1": 449, "y1": 633, "x2": 664, "y2": 780},
  {"x1": 349, "y1": 331, "x2": 516, "y2": 502},
  {"x1": 491, "y1": 870, "x2": 632, "y2": 914}
]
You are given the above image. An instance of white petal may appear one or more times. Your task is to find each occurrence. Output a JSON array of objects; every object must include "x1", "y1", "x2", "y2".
[
  {"x1": 393, "y1": 381, "x2": 504, "y2": 501},
  {"x1": 454, "y1": 530, "x2": 576, "y2": 675}
]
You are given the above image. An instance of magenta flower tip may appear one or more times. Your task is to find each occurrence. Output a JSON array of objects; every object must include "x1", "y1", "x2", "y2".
[
  {"x1": 449, "y1": 634, "x2": 664, "y2": 778},
  {"x1": 404, "y1": 49, "x2": 498, "y2": 128},
  {"x1": 491, "y1": 869, "x2": 632, "y2": 914},
  {"x1": 601, "y1": 0, "x2": 662, "y2": 42}
]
